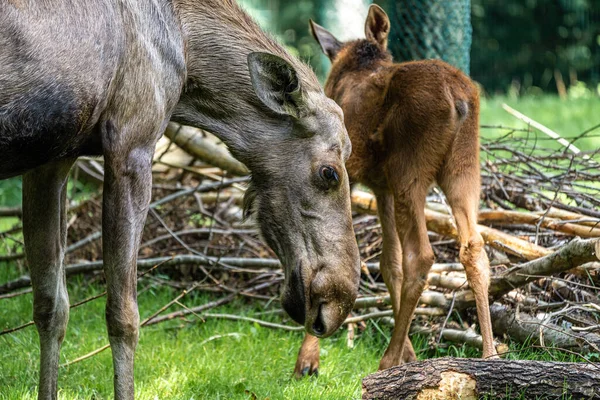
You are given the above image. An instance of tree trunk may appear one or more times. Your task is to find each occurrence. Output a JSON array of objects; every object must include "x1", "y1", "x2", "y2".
[
  {"x1": 374, "y1": 0, "x2": 472, "y2": 73},
  {"x1": 362, "y1": 357, "x2": 600, "y2": 399}
]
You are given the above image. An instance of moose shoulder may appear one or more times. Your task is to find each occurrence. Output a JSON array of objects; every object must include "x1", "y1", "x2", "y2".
[{"x1": 0, "y1": 1, "x2": 360, "y2": 398}]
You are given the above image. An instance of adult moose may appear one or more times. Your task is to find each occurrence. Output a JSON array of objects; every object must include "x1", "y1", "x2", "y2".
[
  {"x1": 294, "y1": 4, "x2": 497, "y2": 377},
  {"x1": 0, "y1": 0, "x2": 361, "y2": 398}
]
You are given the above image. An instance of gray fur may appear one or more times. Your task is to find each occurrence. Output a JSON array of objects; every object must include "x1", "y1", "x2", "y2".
[{"x1": 0, "y1": 1, "x2": 360, "y2": 398}]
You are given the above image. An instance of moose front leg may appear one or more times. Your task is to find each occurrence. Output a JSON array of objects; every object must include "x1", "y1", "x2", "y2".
[
  {"x1": 23, "y1": 160, "x2": 75, "y2": 400},
  {"x1": 102, "y1": 142, "x2": 156, "y2": 399}
]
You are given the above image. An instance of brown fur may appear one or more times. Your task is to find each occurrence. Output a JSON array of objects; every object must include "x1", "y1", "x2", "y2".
[{"x1": 295, "y1": 5, "x2": 497, "y2": 377}]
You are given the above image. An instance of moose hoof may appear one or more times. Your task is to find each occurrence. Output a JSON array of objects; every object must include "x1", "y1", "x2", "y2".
[{"x1": 293, "y1": 360, "x2": 319, "y2": 379}]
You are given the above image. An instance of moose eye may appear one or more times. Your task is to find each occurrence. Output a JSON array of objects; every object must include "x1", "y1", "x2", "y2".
[{"x1": 319, "y1": 166, "x2": 339, "y2": 183}]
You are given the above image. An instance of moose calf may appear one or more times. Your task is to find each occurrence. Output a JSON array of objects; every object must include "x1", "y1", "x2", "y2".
[{"x1": 294, "y1": 4, "x2": 498, "y2": 377}]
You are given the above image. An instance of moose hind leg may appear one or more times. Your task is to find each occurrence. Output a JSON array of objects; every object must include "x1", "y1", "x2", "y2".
[
  {"x1": 23, "y1": 159, "x2": 74, "y2": 400},
  {"x1": 375, "y1": 192, "x2": 417, "y2": 364},
  {"x1": 379, "y1": 184, "x2": 434, "y2": 370},
  {"x1": 294, "y1": 333, "x2": 320, "y2": 378},
  {"x1": 437, "y1": 106, "x2": 497, "y2": 359},
  {"x1": 440, "y1": 173, "x2": 497, "y2": 359}
]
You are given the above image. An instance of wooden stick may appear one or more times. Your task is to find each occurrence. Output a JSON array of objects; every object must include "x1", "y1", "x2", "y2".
[
  {"x1": 143, "y1": 293, "x2": 237, "y2": 326},
  {"x1": 0, "y1": 206, "x2": 22, "y2": 217},
  {"x1": 352, "y1": 190, "x2": 551, "y2": 260},
  {"x1": 478, "y1": 209, "x2": 600, "y2": 238},
  {"x1": 502, "y1": 103, "x2": 585, "y2": 157},
  {"x1": 164, "y1": 122, "x2": 249, "y2": 176},
  {"x1": 201, "y1": 313, "x2": 304, "y2": 331},
  {"x1": 61, "y1": 344, "x2": 111, "y2": 368}
]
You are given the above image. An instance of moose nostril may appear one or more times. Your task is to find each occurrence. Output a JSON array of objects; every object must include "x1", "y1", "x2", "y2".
[{"x1": 312, "y1": 304, "x2": 326, "y2": 336}]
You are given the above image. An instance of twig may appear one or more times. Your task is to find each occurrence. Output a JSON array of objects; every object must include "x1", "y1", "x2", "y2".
[
  {"x1": 61, "y1": 344, "x2": 111, "y2": 368},
  {"x1": 200, "y1": 313, "x2": 304, "y2": 331},
  {"x1": 502, "y1": 104, "x2": 585, "y2": 156}
]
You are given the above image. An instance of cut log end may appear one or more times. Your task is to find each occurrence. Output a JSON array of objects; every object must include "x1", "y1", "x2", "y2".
[{"x1": 362, "y1": 357, "x2": 600, "y2": 400}]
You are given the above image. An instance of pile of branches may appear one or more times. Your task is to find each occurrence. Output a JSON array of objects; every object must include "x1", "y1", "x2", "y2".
[{"x1": 1, "y1": 109, "x2": 600, "y2": 365}]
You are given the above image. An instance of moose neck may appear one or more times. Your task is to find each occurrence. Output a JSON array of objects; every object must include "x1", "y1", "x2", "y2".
[{"x1": 171, "y1": 0, "x2": 319, "y2": 167}]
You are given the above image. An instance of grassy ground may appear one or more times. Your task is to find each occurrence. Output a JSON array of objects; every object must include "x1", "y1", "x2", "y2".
[
  {"x1": 0, "y1": 95, "x2": 597, "y2": 399},
  {"x1": 0, "y1": 274, "x2": 581, "y2": 400},
  {"x1": 479, "y1": 95, "x2": 600, "y2": 152}
]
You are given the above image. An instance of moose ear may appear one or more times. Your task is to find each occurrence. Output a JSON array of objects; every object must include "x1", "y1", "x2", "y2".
[
  {"x1": 309, "y1": 20, "x2": 342, "y2": 60},
  {"x1": 365, "y1": 4, "x2": 390, "y2": 49},
  {"x1": 247, "y1": 52, "x2": 304, "y2": 118}
]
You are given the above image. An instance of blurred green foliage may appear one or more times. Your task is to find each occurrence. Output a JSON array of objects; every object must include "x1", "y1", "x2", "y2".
[
  {"x1": 471, "y1": 0, "x2": 600, "y2": 95},
  {"x1": 240, "y1": 0, "x2": 334, "y2": 80},
  {"x1": 240, "y1": 0, "x2": 600, "y2": 95}
]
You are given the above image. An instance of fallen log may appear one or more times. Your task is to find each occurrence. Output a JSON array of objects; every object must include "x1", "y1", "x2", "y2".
[
  {"x1": 362, "y1": 357, "x2": 600, "y2": 400},
  {"x1": 489, "y1": 237, "x2": 600, "y2": 297},
  {"x1": 426, "y1": 208, "x2": 552, "y2": 259},
  {"x1": 490, "y1": 303, "x2": 600, "y2": 352},
  {"x1": 536, "y1": 207, "x2": 600, "y2": 228},
  {"x1": 442, "y1": 238, "x2": 600, "y2": 309},
  {"x1": 412, "y1": 327, "x2": 509, "y2": 354}
]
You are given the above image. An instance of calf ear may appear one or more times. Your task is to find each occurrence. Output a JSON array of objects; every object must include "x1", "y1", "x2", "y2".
[
  {"x1": 365, "y1": 4, "x2": 390, "y2": 49},
  {"x1": 309, "y1": 20, "x2": 342, "y2": 61},
  {"x1": 248, "y1": 52, "x2": 305, "y2": 118}
]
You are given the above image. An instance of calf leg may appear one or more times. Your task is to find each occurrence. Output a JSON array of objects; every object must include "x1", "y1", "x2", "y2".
[
  {"x1": 439, "y1": 172, "x2": 497, "y2": 359},
  {"x1": 379, "y1": 184, "x2": 433, "y2": 370},
  {"x1": 23, "y1": 160, "x2": 74, "y2": 400},
  {"x1": 294, "y1": 333, "x2": 320, "y2": 378},
  {"x1": 437, "y1": 109, "x2": 497, "y2": 359},
  {"x1": 102, "y1": 140, "x2": 157, "y2": 399},
  {"x1": 375, "y1": 192, "x2": 416, "y2": 363}
]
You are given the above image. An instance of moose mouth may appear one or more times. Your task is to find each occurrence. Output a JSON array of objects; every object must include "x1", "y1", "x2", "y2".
[
  {"x1": 281, "y1": 261, "x2": 347, "y2": 338},
  {"x1": 283, "y1": 295, "x2": 331, "y2": 338},
  {"x1": 281, "y1": 262, "x2": 307, "y2": 326},
  {"x1": 307, "y1": 303, "x2": 327, "y2": 336}
]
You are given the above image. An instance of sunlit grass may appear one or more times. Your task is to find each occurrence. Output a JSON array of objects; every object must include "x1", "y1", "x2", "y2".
[
  {"x1": 0, "y1": 275, "x2": 582, "y2": 400},
  {"x1": 0, "y1": 280, "x2": 379, "y2": 399},
  {"x1": 480, "y1": 95, "x2": 600, "y2": 152}
]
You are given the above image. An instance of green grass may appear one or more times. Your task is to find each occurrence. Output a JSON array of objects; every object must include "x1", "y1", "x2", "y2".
[
  {"x1": 479, "y1": 95, "x2": 600, "y2": 152},
  {"x1": 0, "y1": 279, "x2": 378, "y2": 400},
  {"x1": 0, "y1": 274, "x2": 583, "y2": 400}
]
